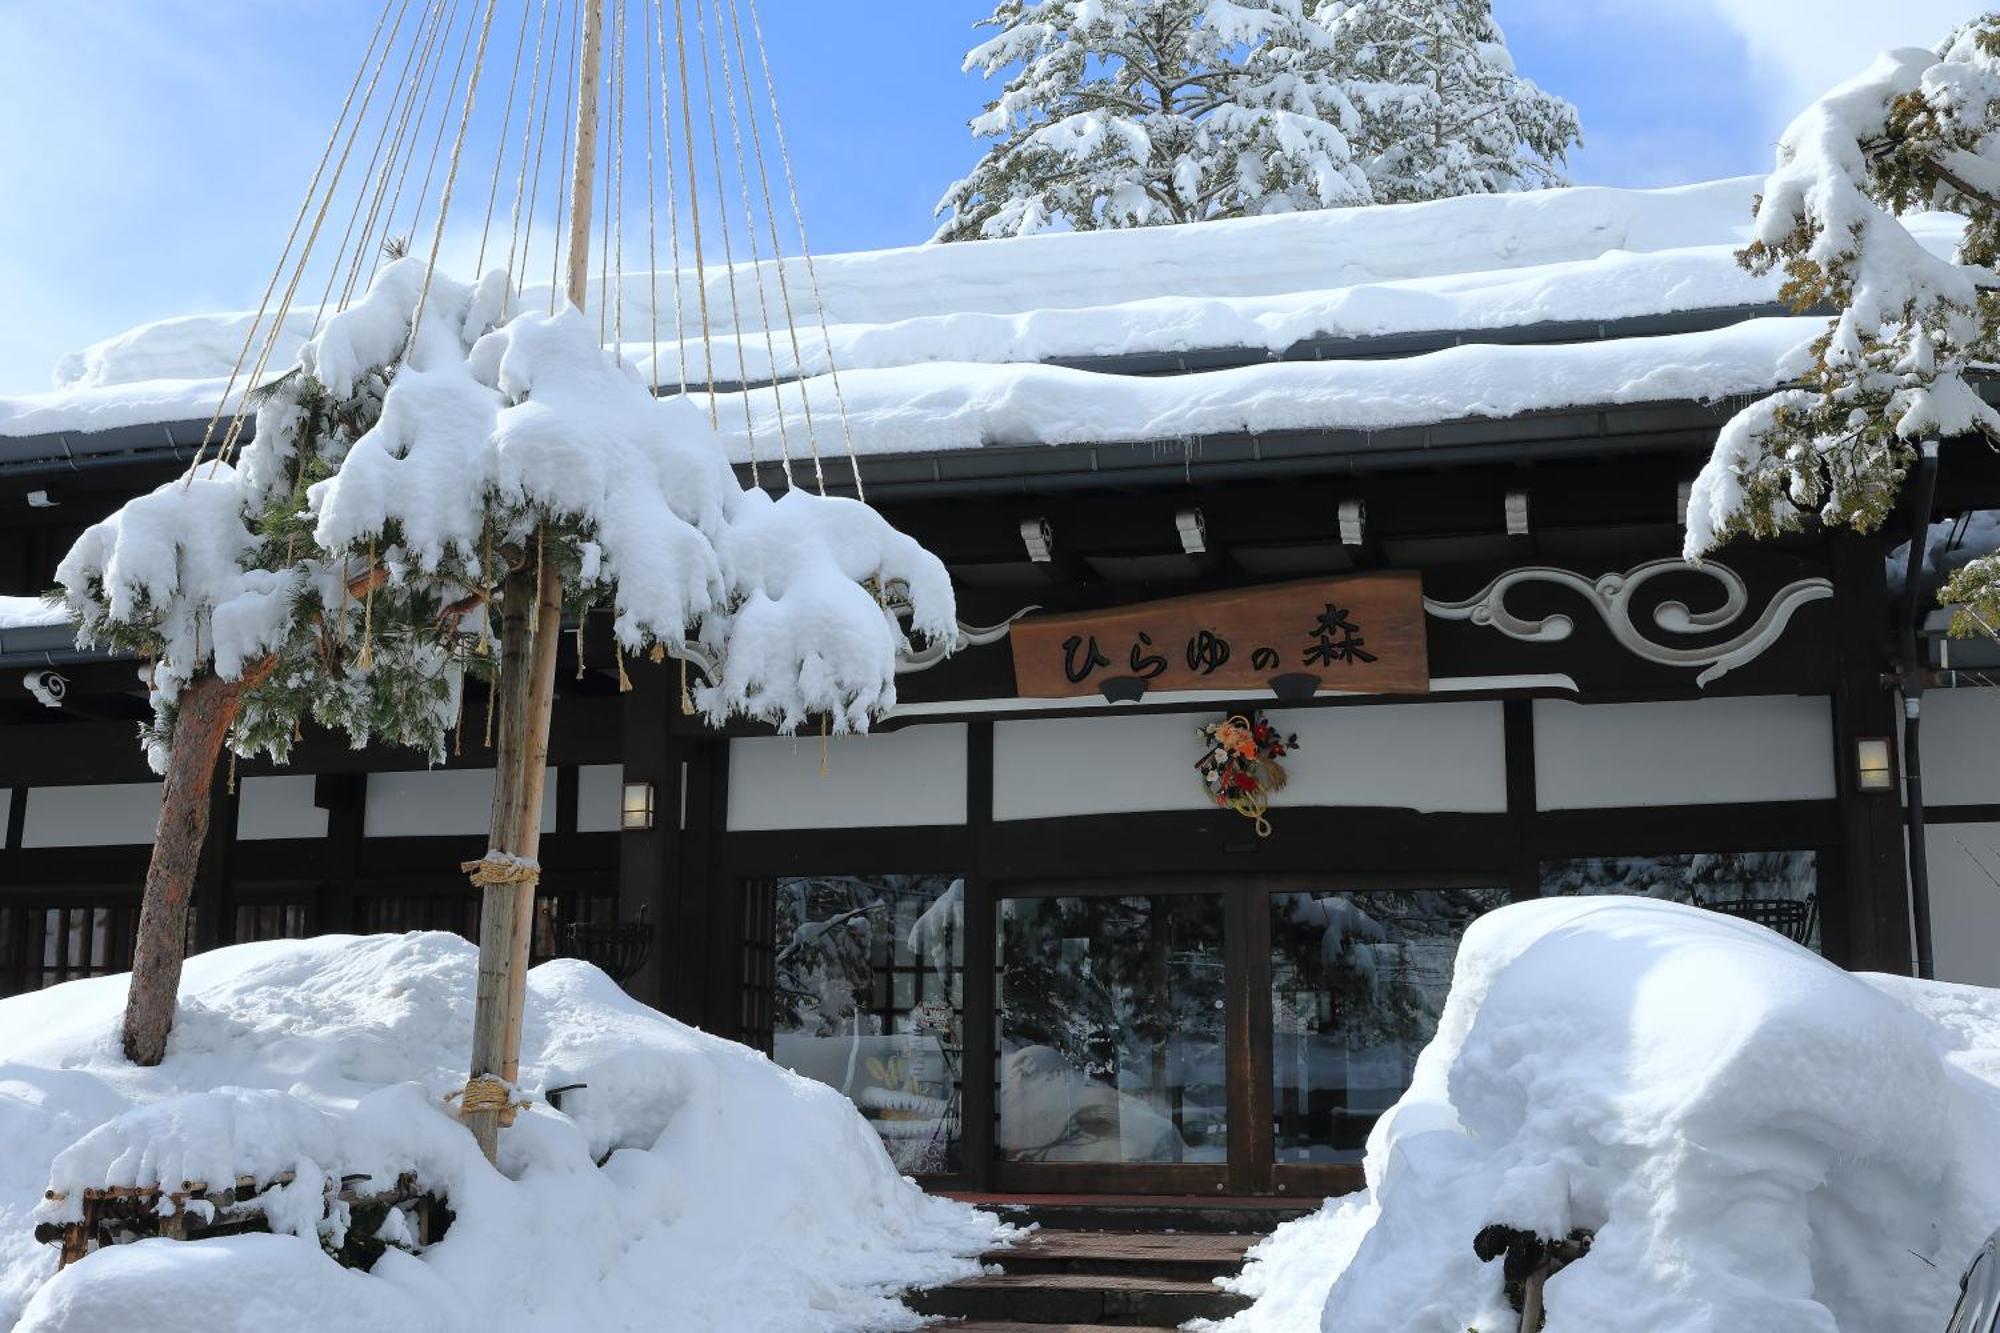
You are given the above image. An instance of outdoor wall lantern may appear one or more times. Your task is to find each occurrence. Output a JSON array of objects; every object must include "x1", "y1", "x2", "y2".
[
  {"x1": 620, "y1": 780, "x2": 656, "y2": 831},
  {"x1": 1855, "y1": 737, "x2": 1895, "y2": 792}
]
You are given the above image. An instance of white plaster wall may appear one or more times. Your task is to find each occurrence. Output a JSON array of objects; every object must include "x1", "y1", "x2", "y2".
[
  {"x1": 364, "y1": 768, "x2": 557, "y2": 837},
  {"x1": 1928, "y1": 821, "x2": 2000, "y2": 987},
  {"x1": 22, "y1": 783, "x2": 164, "y2": 847},
  {"x1": 237, "y1": 775, "x2": 328, "y2": 841},
  {"x1": 727, "y1": 725, "x2": 968, "y2": 831},
  {"x1": 1914, "y1": 690, "x2": 2000, "y2": 807},
  {"x1": 993, "y1": 702, "x2": 1507, "y2": 822},
  {"x1": 578, "y1": 764, "x2": 622, "y2": 833},
  {"x1": 1533, "y1": 696, "x2": 1835, "y2": 811}
]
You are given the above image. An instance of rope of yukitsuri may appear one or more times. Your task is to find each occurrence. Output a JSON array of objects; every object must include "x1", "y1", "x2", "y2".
[
  {"x1": 723, "y1": 0, "x2": 823, "y2": 493},
  {"x1": 405, "y1": 0, "x2": 504, "y2": 351},
  {"x1": 640, "y1": 0, "x2": 663, "y2": 394},
  {"x1": 740, "y1": 0, "x2": 865, "y2": 501},
  {"x1": 688, "y1": 0, "x2": 769, "y2": 487},
  {"x1": 545, "y1": 0, "x2": 583, "y2": 314},
  {"x1": 472, "y1": 0, "x2": 538, "y2": 277},
  {"x1": 671, "y1": 0, "x2": 735, "y2": 469},
  {"x1": 340, "y1": 0, "x2": 458, "y2": 309},
  {"x1": 212, "y1": 0, "x2": 434, "y2": 474},
  {"x1": 597, "y1": 9, "x2": 615, "y2": 344},
  {"x1": 501, "y1": 0, "x2": 559, "y2": 316},
  {"x1": 397, "y1": 0, "x2": 480, "y2": 273},
  {"x1": 363, "y1": 0, "x2": 468, "y2": 297},
  {"x1": 446, "y1": 1074, "x2": 531, "y2": 1126},
  {"x1": 651, "y1": 0, "x2": 689, "y2": 391},
  {"x1": 183, "y1": 0, "x2": 404, "y2": 482},
  {"x1": 310, "y1": 0, "x2": 439, "y2": 332},
  {"x1": 709, "y1": 0, "x2": 794, "y2": 489}
]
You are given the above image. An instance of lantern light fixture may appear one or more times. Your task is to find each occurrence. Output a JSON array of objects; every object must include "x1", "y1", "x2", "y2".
[
  {"x1": 621, "y1": 780, "x2": 656, "y2": 831},
  {"x1": 1855, "y1": 737, "x2": 1895, "y2": 792}
]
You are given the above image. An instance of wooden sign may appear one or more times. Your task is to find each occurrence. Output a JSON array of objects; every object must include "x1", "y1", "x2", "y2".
[{"x1": 1010, "y1": 574, "x2": 1429, "y2": 699}]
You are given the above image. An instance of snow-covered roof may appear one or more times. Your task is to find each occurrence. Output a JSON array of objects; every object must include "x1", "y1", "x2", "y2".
[{"x1": 0, "y1": 176, "x2": 1962, "y2": 472}]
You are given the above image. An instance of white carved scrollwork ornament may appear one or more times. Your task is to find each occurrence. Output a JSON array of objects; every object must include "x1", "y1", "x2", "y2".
[{"x1": 1423, "y1": 559, "x2": 1832, "y2": 687}]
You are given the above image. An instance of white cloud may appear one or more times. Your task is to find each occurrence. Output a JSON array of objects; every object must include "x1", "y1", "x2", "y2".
[{"x1": 1677, "y1": 0, "x2": 1988, "y2": 142}]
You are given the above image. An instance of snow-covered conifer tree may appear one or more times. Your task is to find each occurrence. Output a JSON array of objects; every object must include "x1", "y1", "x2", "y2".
[
  {"x1": 1684, "y1": 18, "x2": 2000, "y2": 632},
  {"x1": 934, "y1": 0, "x2": 1371, "y2": 240},
  {"x1": 1311, "y1": 0, "x2": 1580, "y2": 202}
]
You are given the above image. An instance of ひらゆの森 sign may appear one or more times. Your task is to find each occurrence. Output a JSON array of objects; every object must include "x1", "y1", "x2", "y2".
[{"x1": 1009, "y1": 573, "x2": 1429, "y2": 698}]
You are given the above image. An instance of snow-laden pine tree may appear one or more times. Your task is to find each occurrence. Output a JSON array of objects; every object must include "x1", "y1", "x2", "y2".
[
  {"x1": 1311, "y1": 0, "x2": 1580, "y2": 202},
  {"x1": 1684, "y1": 18, "x2": 2000, "y2": 633},
  {"x1": 934, "y1": 0, "x2": 1372, "y2": 240}
]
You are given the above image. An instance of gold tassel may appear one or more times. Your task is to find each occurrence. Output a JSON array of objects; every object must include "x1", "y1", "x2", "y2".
[
  {"x1": 679, "y1": 656, "x2": 694, "y2": 716},
  {"x1": 227, "y1": 744, "x2": 238, "y2": 797},
  {"x1": 616, "y1": 648, "x2": 633, "y2": 693},
  {"x1": 649, "y1": 642, "x2": 665, "y2": 664}
]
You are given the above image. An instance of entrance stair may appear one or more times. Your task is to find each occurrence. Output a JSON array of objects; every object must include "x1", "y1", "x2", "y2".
[{"x1": 909, "y1": 1194, "x2": 1312, "y2": 1331}]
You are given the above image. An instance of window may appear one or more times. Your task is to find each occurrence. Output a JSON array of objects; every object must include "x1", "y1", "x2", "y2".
[
  {"x1": 1269, "y1": 888, "x2": 1508, "y2": 1163},
  {"x1": 1539, "y1": 852, "x2": 1819, "y2": 951},
  {"x1": 763, "y1": 874, "x2": 964, "y2": 1175}
]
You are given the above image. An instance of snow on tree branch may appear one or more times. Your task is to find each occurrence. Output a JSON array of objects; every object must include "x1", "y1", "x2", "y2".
[{"x1": 1685, "y1": 17, "x2": 2000, "y2": 624}]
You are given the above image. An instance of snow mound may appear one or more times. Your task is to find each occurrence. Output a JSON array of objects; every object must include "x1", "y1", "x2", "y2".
[
  {"x1": 0, "y1": 597, "x2": 67, "y2": 630},
  {"x1": 0, "y1": 933, "x2": 1004, "y2": 1333},
  {"x1": 1207, "y1": 897, "x2": 2000, "y2": 1333}
]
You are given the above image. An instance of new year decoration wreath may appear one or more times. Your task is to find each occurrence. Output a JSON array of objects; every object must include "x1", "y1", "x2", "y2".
[{"x1": 1196, "y1": 711, "x2": 1298, "y2": 837}]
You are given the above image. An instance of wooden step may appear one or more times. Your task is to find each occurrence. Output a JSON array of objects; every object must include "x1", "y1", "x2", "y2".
[
  {"x1": 942, "y1": 1192, "x2": 1313, "y2": 1235},
  {"x1": 982, "y1": 1228, "x2": 1255, "y2": 1280},
  {"x1": 909, "y1": 1271, "x2": 1252, "y2": 1326}
]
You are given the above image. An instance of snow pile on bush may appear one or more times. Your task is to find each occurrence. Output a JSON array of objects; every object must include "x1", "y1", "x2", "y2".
[
  {"x1": 1206, "y1": 897, "x2": 2000, "y2": 1333},
  {"x1": 0, "y1": 933, "x2": 1004, "y2": 1333}
]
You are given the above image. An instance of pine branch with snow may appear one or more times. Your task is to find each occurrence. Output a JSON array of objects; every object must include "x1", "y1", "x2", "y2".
[
  {"x1": 934, "y1": 0, "x2": 1372, "y2": 241},
  {"x1": 1685, "y1": 17, "x2": 2000, "y2": 628},
  {"x1": 1311, "y1": 0, "x2": 1579, "y2": 203}
]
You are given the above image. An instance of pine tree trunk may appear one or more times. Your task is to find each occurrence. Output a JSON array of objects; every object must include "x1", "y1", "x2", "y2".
[{"x1": 121, "y1": 671, "x2": 248, "y2": 1067}]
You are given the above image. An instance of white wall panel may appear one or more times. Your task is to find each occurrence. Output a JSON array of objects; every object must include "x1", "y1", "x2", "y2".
[
  {"x1": 578, "y1": 764, "x2": 623, "y2": 833},
  {"x1": 994, "y1": 702, "x2": 1507, "y2": 823},
  {"x1": 23, "y1": 783, "x2": 164, "y2": 847},
  {"x1": 1533, "y1": 696, "x2": 1834, "y2": 811},
  {"x1": 1915, "y1": 690, "x2": 2000, "y2": 807},
  {"x1": 364, "y1": 768, "x2": 556, "y2": 837},
  {"x1": 727, "y1": 725, "x2": 967, "y2": 831},
  {"x1": 1928, "y1": 821, "x2": 2000, "y2": 986},
  {"x1": 237, "y1": 775, "x2": 328, "y2": 841}
]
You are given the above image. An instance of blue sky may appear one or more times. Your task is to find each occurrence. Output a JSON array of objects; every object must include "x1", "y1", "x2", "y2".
[{"x1": 0, "y1": 0, "x2": 1984, "y2": 395}]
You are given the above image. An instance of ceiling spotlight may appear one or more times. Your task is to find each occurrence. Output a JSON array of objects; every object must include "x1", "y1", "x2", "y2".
[
  {"x1": 1337, "y1": 499, "x2": 1365, "y2": 546},
  {"x1": 1175, "y1": 508, "x2": 1207, "y2": 556},
  {"x1": 1020, "y1": 517, "x2": 1053, "y2": 564}
]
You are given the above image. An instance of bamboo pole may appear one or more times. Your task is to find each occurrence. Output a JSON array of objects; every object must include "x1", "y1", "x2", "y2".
[{"x1": 463, "y1": 0, "x2": 603, "y2": 1164}]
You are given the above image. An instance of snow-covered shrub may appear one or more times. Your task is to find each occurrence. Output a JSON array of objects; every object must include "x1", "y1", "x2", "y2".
[
  {"x1": 1206, "y1": 897, "x2": 2000, "y2": 1333},
  {"x1": 0, "y1": 934, "x2": 1006, "y2": 1332}
]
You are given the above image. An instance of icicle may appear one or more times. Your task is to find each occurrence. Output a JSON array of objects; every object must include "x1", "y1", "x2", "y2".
[
  {"x1": 576, "y1": 625, "x2": 588, "y2": 681},
  {"x1": 227, "y1": 742, "x2": 238, "y2": 797},
  {"x1": 478, "y1": 528, "x2": 494, "y2": 655},
  {"x1": 336, "y1": 556, "x2": 350, "y2": 647},
  {"x1": 483, "y1": 675, "x2": 496, "y2": 749},
  {"x1": 818, "y1": 714, "x2": 828, "y2": 778},
  {"x1": 530, "y1": 527, "x2": 545, "y2": 641}
]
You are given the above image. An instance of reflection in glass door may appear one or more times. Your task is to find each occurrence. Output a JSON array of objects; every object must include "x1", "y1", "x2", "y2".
[
  {"x1": 997, "y1": 894, "x2": 1227, "y2": 1165},
  {"x1": 1268, "y1": 888, "x2": 1508, "y2": 1163}
]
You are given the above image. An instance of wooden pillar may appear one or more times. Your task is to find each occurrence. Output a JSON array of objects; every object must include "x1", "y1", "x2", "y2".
[
  {"x1": 958, "y1": 721, "x2": 996, "y2": 1191},
  {"x1": 616, "y1": 656, "x2": 675, "y2": 1008},
  {"x1": 1826, "y1": 529, "x2": 1912, "y2": 973}
]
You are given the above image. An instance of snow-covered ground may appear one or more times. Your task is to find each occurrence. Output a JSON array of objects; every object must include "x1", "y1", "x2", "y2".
[
  {"x1": 1203, "y1": 897, "x2": 2000, "y2": 1333},
  {"x1": 0, "y1": 933, "x2": 1005, "y2": 1333},
  {"x1": 0, "y1": 177, "x2": 1964, "y2": 460}
]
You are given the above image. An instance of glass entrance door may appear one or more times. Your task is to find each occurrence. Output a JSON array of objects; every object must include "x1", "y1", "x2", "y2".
[
  {"x1": 996, "y1": 893, "x2": 1230, "y2": 1177},
  {"x1": 988, "y1": 876, "x2": 1505, "y2": 1195}
]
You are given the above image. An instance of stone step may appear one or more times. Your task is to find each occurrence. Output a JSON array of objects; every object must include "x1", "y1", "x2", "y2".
[
  {"x1": 983, "y1": 1228, "x2": 1255, "y2": 1281},
  {"x1": 939, "y1": 1324, "x2": 1181, "y2": 1333},
  {"x1": 908, "y1": 1272, "x2": 1252, "y2": 1327}
]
